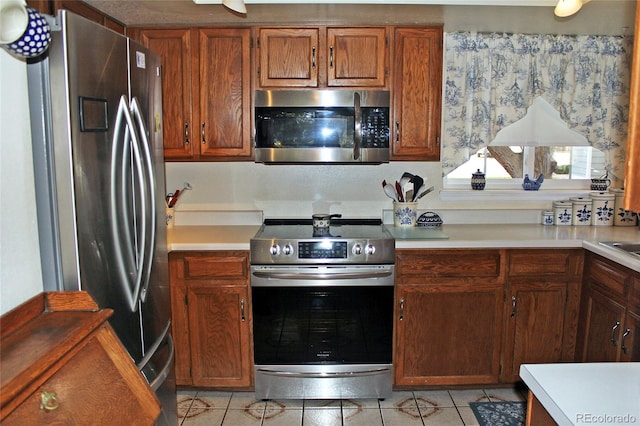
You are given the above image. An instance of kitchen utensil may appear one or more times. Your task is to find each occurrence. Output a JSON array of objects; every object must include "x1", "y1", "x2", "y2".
[
  {"x1": 382, "y1": 180, "x2": 398, "y2": 202},
  {"x1": 395, "y1": 181, "x2": 404, "y2": 202},
  {"x1": 414, "y1": 185, "x2": 434, "y2": 201},
  {"x1": 410, "y1": 175, "x2": 424, "y2": 201},
  {"x1": 312, "y1": 213, "x2": 342, "y2": 228}
]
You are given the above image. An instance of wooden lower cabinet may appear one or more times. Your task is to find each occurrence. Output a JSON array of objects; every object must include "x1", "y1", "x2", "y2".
[
  {"x1": 577, "y1": 252, "x2": 640, "y2": 362},
  {"x1": 394, "y1": 249, "x2": 505, "y2": 386},
  {"x1": 169, "y1": 251, "x2": 253, "y2": 388},
  {"x1": 394, "y1": 248, "x2": 583, "y2": 387},
  {"x1": 500, "y1": 249, "x2": 583, "y2": 382},
  {"x1": 395, "y1": 281, "x2": 503, "y2": 385},
  {"x1": 0, "y1": 292, "x2": 160, "y2": 424}
]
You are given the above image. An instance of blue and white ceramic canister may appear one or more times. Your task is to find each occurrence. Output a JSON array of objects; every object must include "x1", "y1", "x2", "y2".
[
  {"x1": 541, "y1": 211, "x2": 554, "y2": 226},
  {"x1": 591, "y1": 192, "x2": 615, "y2": 226},
  {"x1": 553, "y1": 200, "x2": 573, "y2": 226},
  {"x1": 0, "y1": 3, "x2": 51, "y2": 58},
  {"x1": 611, "y1": 188, "x2": 638, "y2": 226},
  {"x1": 570, "y1": 196, "x2": 592, "y2": 226},
  {"x1": 393, "y1": 202, "x2": 417, "y2": 227}
]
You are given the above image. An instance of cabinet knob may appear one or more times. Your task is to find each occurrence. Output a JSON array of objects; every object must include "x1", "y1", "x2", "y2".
[{"x1": 40, "y1": 391, "x2": 60, "y2": 412}]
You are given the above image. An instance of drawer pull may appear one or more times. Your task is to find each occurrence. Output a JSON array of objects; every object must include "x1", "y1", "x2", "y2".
[
  {"x1": 40, "y1": 391, "x2": 59, "y2": 411},
  {"x1": 610, "y1": 321, "x2": 620, "y2": 346},
  {"x1": 622, "y1": 328, "x2": 631, "y2": 354}
]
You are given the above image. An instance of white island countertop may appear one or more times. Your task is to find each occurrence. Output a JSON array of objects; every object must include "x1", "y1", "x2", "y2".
[{"x1": 520, "y1": 363, "x2": 640, "y2": 426}]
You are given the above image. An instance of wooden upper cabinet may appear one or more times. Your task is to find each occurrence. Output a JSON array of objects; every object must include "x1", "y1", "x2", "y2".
[
  {"x1": 138, "y1": 28, "x2": 194, "y2": 160},
  {"x1": 392, "y1": 27, "x2": 443, "y2": 161},
  {"x1": 326, "y1": 27, "x2": 387, "y2": 87},
  {"x1": 198, "y1": 28, "x2": 252, "y2": 159},
  {"x1": 257, "y1": 26, "x2": 388, "y2": 89},
  {"x1": 28, "y1": 1, "x2": 125, "y2": 34},
  {"x1": 135, "y1": 27, "x2": 253, "y2": 161},
  {"x1": 623, "y1": 1, "x2": 640, "y2": 211},
  {"x1": 258, "y1": 28, "x2": 319, "y2": 87}
]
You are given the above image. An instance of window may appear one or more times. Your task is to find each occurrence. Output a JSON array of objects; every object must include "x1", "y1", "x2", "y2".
[{"x1": 441, "y1": 32, "x2": 632, "y2": 191}]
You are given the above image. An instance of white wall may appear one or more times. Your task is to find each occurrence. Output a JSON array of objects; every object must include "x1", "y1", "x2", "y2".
[{"x1": 0, "y1": 49, "x2": 44, "y2": 314}]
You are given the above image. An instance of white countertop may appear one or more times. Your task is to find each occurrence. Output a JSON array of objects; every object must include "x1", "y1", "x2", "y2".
[
  {"x1": 520, "y1": 363, "x2": 640, "y2": 426},
  {"x1": 166, "y1": 223, "x2": 640, "y2": 271}
]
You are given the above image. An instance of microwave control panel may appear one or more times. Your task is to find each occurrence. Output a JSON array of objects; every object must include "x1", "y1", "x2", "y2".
[{"x1": 361, "y1": 108, "x2": 389, "y2": 148}]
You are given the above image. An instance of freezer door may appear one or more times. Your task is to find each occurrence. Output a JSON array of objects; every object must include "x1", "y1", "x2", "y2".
[
  {"x1": 127, "y1": 40, "x2": 172, "y2": 356},
  {"x1": 40, "y1": 11, "x2": 145, "y2": 361}
]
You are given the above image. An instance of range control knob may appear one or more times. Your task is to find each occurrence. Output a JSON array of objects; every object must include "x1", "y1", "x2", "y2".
[
  {"x1": 352, "y1": 244, "x2": 363, "y2": 255},
  {"x1": 365, "y1": 244, "x2": 376, "y2": 255},
  {"x1": 269, "y1": 244, "x2": 281, "y2": 256},
  {"x1": 282, "y1": 244, "x2": 294, "y2": 256}
]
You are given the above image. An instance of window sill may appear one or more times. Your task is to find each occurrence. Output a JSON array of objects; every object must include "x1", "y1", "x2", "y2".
[{"x1": 440, "y1": 189, "x2": 591, "y2": 202}]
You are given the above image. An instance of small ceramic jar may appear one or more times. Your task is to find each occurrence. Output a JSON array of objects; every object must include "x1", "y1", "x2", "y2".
[
  {"x1": 570, "y1": 197, "x2": 592, "y2": 226},
  {"x1": 553, "y1": 200, "x2": 573, "y2": 226},
  {"x1": 541, "y1": 211, "x2": 554, "y2": 225},
  {"x1": 610, "y1": 188, "x2": 638, "y2": 226},
  {"x1": 471, "y1": 169, "x2": 486, "y2": 190},
  {"x1": 591, "y1": 192, "x2": 615, "y2": 226}
]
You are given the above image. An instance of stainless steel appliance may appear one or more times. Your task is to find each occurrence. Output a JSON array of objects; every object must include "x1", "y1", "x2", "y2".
[
  {"x1": 254, "y1": 90, "x2": 390, "y2": 164},
  {"x1": 27, "y1": 11, "x2": 176, "y2": 424},
  {"x1": 250, "y1": 218, "x2": 395, "y2": 400}
]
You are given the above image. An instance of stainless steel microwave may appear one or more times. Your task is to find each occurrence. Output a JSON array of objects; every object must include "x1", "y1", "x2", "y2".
[{"x1": 254, "y1": 90, "x2": 390, "y2": 164}]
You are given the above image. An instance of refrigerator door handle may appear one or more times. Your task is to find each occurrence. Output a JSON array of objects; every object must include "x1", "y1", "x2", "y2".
[
  {"x1": 110, "y1": 95, "x2": 147, "y2": 312},
  {"x1": 138, "y1": 322, "x2": 174, "y2": 391},
  {"x1": 130, "y1": 97, "x2": 156, "y2": 304}
]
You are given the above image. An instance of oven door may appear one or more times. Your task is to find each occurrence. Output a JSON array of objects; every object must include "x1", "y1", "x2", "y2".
[{"x1": 251, "y1": 264, "x2": 394, "y2": 400}]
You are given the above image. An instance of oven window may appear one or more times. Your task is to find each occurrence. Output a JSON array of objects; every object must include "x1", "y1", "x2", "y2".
[
  {"x1": 255, "y1": 108, "x2": 355, "y2": 149},
  {"x1": 252, "y1": 286, "x2": 393, "y2": 365}
]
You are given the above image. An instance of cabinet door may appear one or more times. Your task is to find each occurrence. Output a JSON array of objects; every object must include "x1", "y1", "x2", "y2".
[
  {"x1": 394, "y1": 282, "x2": 503, "y2": 386},
  {"x1": 198, "y1": 28, "x2": 252, "y2": 159},
  {"x1": 391, "y1": 27, "x2": 442, "y2": 160},
  {"x1": 139, "y1": 28, "x2": 195, "y2": 159},
  {"x1": 578, "y1": 288, "x2": 626, "y2": 362},
  {"x1": 501, "y1": 282, "x2": 568, "y2": 382},
  {"x1": 258, "y1": 28, "x2": 320, "y2": 87},
  {"x1": 620, "y1": 310, "x2": 640, "y2": 362},
  {"x1": 326, "y1": 27, "x2": 387, "y2": 87},
  {"x1": 187, "y1": 284, "x2": 252, "y2": 387}
]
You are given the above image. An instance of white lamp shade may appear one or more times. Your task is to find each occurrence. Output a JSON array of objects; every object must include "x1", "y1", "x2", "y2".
[
  {"x1": 490, "y1": 97, "x2": 588, "y2": 147},
  {"x1": 554, "y1": 0, "x2": 583, "y2": 17},
  {"x1": 222, "y1": 0, "x2": 246, "y2": 13}
]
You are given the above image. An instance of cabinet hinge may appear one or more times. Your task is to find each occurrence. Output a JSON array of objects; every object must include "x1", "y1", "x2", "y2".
[
  {"x1": 185, "y1": 294, "x2": 188, "y2": 306},
  {"x1": 256, "y1": 37, "x2": 260, "y2": 48},
  {"x1": 385, "y1": 36, "x2": 389, "y2": 48}
]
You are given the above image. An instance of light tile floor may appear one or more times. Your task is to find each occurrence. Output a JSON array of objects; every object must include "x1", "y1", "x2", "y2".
[{"x1": 177, "y1": 386, "x2": 528, "y2": 425}]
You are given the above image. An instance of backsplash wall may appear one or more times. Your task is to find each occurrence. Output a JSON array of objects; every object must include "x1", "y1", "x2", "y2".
[{"x1": 165, "y1": 161, "x2": 562, "y2": 223}]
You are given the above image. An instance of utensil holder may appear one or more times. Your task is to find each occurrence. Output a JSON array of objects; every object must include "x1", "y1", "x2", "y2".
[{"x1": 393, "y1": 202, "x2": 417, "y2": 227}]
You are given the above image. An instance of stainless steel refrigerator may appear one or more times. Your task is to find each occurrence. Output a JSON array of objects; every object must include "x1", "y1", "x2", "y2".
[{"x1": 27, "y1": 10, "x2": 176, "y2": 425}]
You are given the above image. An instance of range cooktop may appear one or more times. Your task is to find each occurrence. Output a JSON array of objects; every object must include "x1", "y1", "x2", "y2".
[{"x1": 250, "y1": 218, "x2": 395, "y2": 265}]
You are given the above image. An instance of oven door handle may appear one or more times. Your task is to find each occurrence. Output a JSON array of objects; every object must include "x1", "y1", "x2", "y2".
[
  {"x1": 257, "y1": 367, "x2": 390, "y2": 378},
  {"x1": 252, "y1": 270, "x2": 392, "y2": 281}
]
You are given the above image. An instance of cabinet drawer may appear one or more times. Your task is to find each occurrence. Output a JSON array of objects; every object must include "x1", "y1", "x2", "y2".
[
  {"x1": 177, "y1": 252, "x2": 249, "y2": 281},
  {"x1": 396, "y1": 249, "x2": 503, "y2": 279},
  {"x1": 508, "y1": 249, "x2": 583, "y2": 278},
  {"x1": 3, "y1": 327, "x2": 159, "y2": 425},
  {"x1": 586, "y1": 254, "x2": 630, "y2": 301}
]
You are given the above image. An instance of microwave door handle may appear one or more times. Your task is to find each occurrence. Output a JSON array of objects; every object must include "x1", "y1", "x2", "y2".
[{"x1": 353, "y1": 91, "x2": 361, "y2": 160}]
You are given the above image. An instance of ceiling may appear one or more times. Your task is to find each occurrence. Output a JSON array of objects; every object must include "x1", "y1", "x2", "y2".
[{"x1": 83, "y1": 0, "x2": 635, "y2": 36}]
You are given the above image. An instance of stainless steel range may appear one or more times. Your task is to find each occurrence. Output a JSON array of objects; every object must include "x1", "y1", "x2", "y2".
[{"x1": 250, "y1": 218, "x2": 395, "y2": 400}]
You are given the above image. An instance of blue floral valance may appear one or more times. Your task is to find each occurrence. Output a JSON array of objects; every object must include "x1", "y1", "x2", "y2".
[{"x1": 442, "y1": 32, "x2": 632, "y2": 186}]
